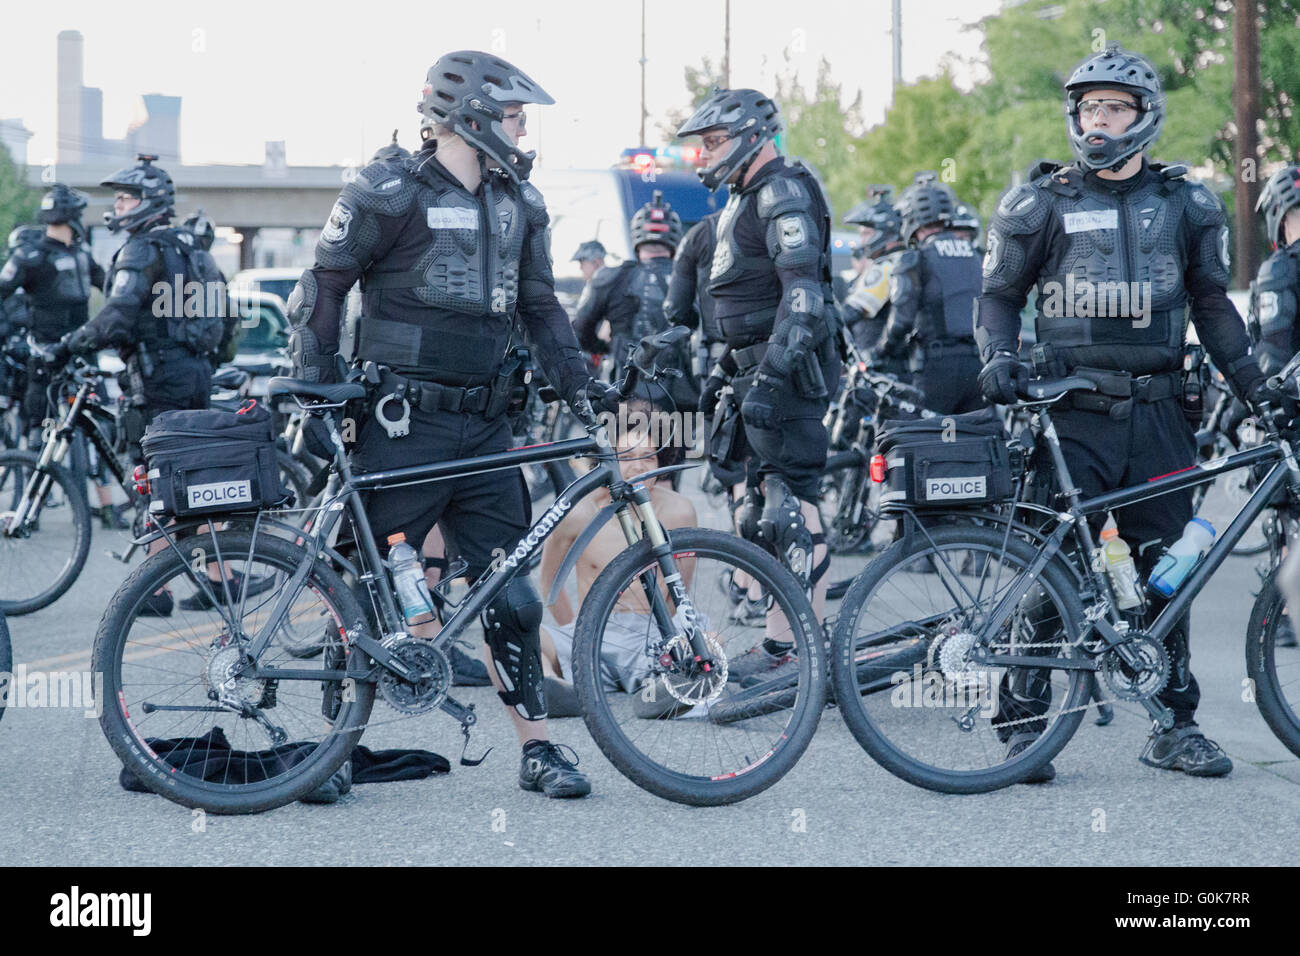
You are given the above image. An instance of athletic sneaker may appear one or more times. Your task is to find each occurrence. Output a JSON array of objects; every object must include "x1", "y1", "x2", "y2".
[
  {"x1": 1006, "y1": 733, "x2": 1056, "y2": 784},
  {"x1": 299, "y1": 759, "x2": 353, "y2": 804},
  {"x1": 137, "y1": 589, "x2": 174, "y2": 618},
  {"x1": 717, "y1": 568, "x2": 747, "y2": 606},
  {"x1": 728, "y1": 595, "x2": 770, "y2": 627},
  {"x1": 726, "y1": 643, "x2": 795, "y2": 684},
  {"x1": 449, "y1": 644, "x2": 491, "y2": 686},
  {"x1": 1139, "y1": 723, "x2": 1233, "y2": 777},
  {"x1": 519, "y1": 740, "x2": 591, "y2": 798},
  {"x1": 178, "y1": 571, "x2": 274, "y2": 612}
]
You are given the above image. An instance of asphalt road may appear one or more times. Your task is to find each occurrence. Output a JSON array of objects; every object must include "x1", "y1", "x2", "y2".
[{"x1": 3, "y1": 476, "x2": 1298, "y2": 867}]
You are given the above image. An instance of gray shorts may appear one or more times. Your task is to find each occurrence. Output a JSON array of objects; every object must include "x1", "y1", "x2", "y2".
[{"x1": 544, "y1": 611, "x2": 655, "y2": 693}]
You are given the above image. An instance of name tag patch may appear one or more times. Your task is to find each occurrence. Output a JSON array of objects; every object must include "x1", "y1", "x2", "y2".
[
  {"x1": 427, "y1": 207, "x2": 479, "y2": 230},
  {"x1": 925, "y1": 475, "x2": 986, "y2": 501},
  {"x1": 1063, "y1": 209, "x2": 1118, "y2": 234},
  {"x1": 187, "y1": 480, "x2": 253, "y2": 509}
]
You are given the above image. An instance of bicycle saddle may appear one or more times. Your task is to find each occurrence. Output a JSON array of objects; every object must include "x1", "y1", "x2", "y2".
[{"x1": 267, "y1": 377, "x2": 366, "y2": 403}]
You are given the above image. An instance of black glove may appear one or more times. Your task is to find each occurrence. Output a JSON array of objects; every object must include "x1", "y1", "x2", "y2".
[
  {"x1": 978, "y1": 350, "x2": 1027, "y2": 406},
  {"x1": 48, "y1": 336, "x2": 74, "y2": 366},
  {"x1": 1249, "y1": 379, "x2": 1300, "y2": 421},
  {"x1": 741, "y1": 373, "x2": 783, "y2": 430},
  {"x1": 571, "y1": 379, "x2": 621, "y2": 417},
  {"x1": 698, "y1": 353, "x2": 737, "y2": 421}
]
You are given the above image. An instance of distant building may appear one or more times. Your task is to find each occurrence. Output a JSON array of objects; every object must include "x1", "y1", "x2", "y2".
[{"x1": 56, "y1": 29, "x2": 181, "y2": 165}]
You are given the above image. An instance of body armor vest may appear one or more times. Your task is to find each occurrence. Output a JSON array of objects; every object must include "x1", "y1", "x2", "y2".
[
  {"x1": 914, "y1": 232, "x2": 981, "y2": 343},
  {"x1": 1032, "y1": 168, "x2": 1191, "y2": 371},
  {"x1": 355, "y1": 163, "x2": 532, "y2": 384},
  {"x1": 1250, "y1": 244, "x2": 1300, "y2": 375},
  {"x1": 28, "y1": 239, "x2": 96, "y2": 342}
]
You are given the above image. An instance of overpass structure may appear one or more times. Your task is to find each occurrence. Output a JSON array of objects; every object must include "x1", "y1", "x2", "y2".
[{"x1": 26, "y1": 162, "x2": 345, "y2": 269}]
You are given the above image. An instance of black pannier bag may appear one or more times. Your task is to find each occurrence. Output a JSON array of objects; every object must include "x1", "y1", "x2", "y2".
[
  {"x1": 875, "y1": 408, "x2": 1015, "y2": 511},
  {"x1": 140, "y1": 401, "x2": 288, "y2": 518}
]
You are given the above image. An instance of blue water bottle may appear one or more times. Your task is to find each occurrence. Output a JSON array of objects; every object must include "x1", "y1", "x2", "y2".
[{"x1": 1147, "y1": 518, "x2": 1216, "y2": 598}]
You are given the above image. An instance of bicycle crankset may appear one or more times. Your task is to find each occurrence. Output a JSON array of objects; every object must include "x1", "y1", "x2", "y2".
[
  {"x1": 378, "y1": 636, "x2": 451, "y2": 715},
  {"x1": 1101, "y1": 633, "x2": 1170, "y2": 702},
  {"x1": 658, "y1": 633, "x2": 728, "y2": 705}
]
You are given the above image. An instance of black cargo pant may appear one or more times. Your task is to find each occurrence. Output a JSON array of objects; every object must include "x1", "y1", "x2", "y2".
[
  {"x1": 349, "y1": 403, "x2": 531, "y2": 580},
  {"x1": 917, "y1": 341, "x2": 985, "y2": 415},
  {"x1": 995, "y1": 396, "x2": 1200, "y2": 737}
]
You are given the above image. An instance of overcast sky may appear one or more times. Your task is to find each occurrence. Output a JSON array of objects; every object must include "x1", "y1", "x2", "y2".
[{"x1": 2, "y1": 0, "x2": 1005, "y2": 171}]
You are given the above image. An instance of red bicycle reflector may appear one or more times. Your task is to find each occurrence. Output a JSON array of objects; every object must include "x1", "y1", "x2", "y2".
[
  {"x1": 869, "y1": 454, "x2": 887, "y2": 483},
  {"x1": 132, "y1": 464, "x2": 150, "y2": 496}
]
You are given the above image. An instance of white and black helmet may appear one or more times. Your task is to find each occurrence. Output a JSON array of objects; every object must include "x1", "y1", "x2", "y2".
[
  {"x1": 1063, "y1": 44, "x2": 1164, "y2": 172},
  {"x1": 676, "y1": 88, "x2": 782, "y2": 191},
  {"x1": 1256, "y1": 165, "x2": 1300, "y2": 249},
  {"x1": 101, "y1": 154, "x2": 175, "y2": 234},
  {"x1": 417, "y1": 51, "x2": 554, "y2": 183}
]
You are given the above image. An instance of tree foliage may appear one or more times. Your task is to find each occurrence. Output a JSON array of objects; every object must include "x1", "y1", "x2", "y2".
[{"x1": 0, "y1": 150, "x2": 39, "y2": 245}]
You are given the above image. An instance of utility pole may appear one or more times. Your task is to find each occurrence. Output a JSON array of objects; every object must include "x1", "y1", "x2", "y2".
[
  {"x1": 640, "y1": 0, "x2": 648, "y2": 145},
  {"x1": 892, "y1": 0, "x2": 902, "y2": 96},
  {"x1": 1233, "y1": 0, "x2": 1261, "y2": 288},
  {"x1": 723, "y1": 0, "x2": 731, "y2": 87}
]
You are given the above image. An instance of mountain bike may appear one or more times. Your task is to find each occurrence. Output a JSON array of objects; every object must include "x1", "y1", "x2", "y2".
[
  {"x1": 94, "y1": 327, "x2": 826, "y2": 812},
  {"x1": 0, "y1": 349, "x2": 308, "y2": 615},
  {"x1": 831, "y1": 363, "x2": 1300, "y2": 793}
]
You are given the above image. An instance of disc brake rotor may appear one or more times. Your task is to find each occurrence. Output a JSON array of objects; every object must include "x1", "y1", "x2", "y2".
[{"x1": 659, "y1": 633, "x2": 728, "y2": 705}]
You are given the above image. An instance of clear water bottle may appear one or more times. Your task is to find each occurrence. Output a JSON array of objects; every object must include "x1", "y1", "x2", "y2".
[
  {"x1": 1148, "y1": 518, "x2": 1216, "y2": 599},
  {"x1": 388, "y1": 533, "x2": 434, "y2": 625},
  {"x1": 1099, "y1": 527, "x2": 1142, "y2": 610}
]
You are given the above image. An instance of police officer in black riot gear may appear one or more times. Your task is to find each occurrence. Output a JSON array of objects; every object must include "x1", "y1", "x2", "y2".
[
  {"x1": 63, "y1": 157, "x2": 215, "y2": 447},
  {"x1": 976, "y1": 45, "x2": 1271, "y2": 780},
  {"x1": 1250, "y1": 165, "x2": 1300, "y2": 376},
  {"x1": 0, "y1": 184, "x2": 106, "y2": 434},
  {"x1": 679, "y1": 87, "x2": 840, "y2": 679},
  {"x1": 840, "y1": 186, "x2": 909, "y2": 374},
  {"x1": 573, "y1": 191, "x2": 698, "y2": 409},
  {"x1": 874, "y1": 172, "x2": 985, "y2": 414},
  {"x1": 287, "y1": 51, "x2": 609, "y2": 799},
  {"x1": 664, "y1": 210, "x2": 723, "y2": 353}
]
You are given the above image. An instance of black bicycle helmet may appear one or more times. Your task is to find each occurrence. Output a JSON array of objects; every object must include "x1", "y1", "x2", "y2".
[
  {"x1": 896, "y1": 171, "x2": 957, "y2": 245},
  {"x1": 417, "y1": 51, "x2": 554, "y2": 183},
  {"x1": 101, "y1": 154, "x2": 175, "y2": 233},
  {"x1": 1256, "y1": 165, "x2": 1300, "y2": 249},
  {"x1": 629, "y1": 190, "x2": 683, "y2": 254},
  {"x1": 182, "y1": 208, "x2": 216, "y2": 252},
  {"x1": 676, "y1": 88, "x2": 782, "y2": 191},
  {"x1": 37, "y1": 183, "x2": 88, "y2": 227},
  {"x1": 1063, "y1": 44, "x2": 1164, "y2": 172},
  {"x1": 842, "y1": 185, "x2": 903, "y2": 258}
]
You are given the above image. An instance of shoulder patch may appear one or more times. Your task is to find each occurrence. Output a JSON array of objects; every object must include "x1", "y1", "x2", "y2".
[{"x1": 321, "y1": 200, "x2": 353, "y2": 244}]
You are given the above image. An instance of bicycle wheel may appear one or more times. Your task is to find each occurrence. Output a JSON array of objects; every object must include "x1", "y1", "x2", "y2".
[
  {"x1": 832, "y1": 523, "x2": 1089, "y2": 793},
  {"x1": 571, "y1": 527, "x2": 826, "y2": 805},
  {"x1": 0, "y1": 448, "x2": 93, "y2": 615},
  {"x1": 821, "y1": 459, "x2": 874, "y2": 554},
  {"x1": 94, "y1": 529, "x2": 375, "y2": 814},
  {"x1": 1246, "y1": 567, "x2": 1300, "y2": 757},
  {"x1": 0, "y1": 612, "x2": 10, "y2": 724},
  {"x1": 275, "y1": 448, "x2": 313, "y2": 510}
]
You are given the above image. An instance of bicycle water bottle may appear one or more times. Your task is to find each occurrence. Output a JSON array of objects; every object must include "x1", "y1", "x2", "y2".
[
  {"x1": 1099, "y1": 527, "x2": 1142, "y2": 610},
  {"x1": 1147, "y1": 518, "x2": 1216, "y2": 599},
  {"x1": 388, "y1": 533, "x2": 435, "y2": 625}
]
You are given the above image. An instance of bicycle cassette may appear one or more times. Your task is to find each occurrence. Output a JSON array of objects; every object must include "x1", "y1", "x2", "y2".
[
  {"x1": 378, "y1": 637, "x2": 451, "y2": 715},
  {"x1": 1101, "y1": 634, "x2": 1170, "y2": 702}
]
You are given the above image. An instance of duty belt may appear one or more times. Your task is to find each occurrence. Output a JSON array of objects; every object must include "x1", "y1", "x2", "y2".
[
  {"x1": 715, "y1": 307, "x2": 778, "y2": 345},
  {"x1": 730, "y1": 341, "x2": 770, "y2": 372},
  {"x1": 920, "y1": 338, "x2": 978, "y2": 357},
  {"x1": 1067, "y1": 366, "x2": 1180, "y2": 417},
  {"x1": 378, "y1": 369, "x2": 494, "y2": 415}
]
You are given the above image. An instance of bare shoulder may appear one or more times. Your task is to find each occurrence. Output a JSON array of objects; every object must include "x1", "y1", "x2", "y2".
[{"x1": 650, "y1": 485, "x2": 697, "y2": 529}]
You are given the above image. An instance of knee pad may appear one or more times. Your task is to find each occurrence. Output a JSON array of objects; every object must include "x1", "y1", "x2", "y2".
[
  {"x1": 733, "y1": 488, "x2": 764, "y2": 544},
  {"x1": 482, "y1": 576, "x2": 546, "y2": 720},
  {"x1": 758, "y1": 476, "x2": 813, "y2": 586}
]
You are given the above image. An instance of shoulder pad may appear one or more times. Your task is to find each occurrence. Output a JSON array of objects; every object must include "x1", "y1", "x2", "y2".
[
  {"x1": 992, "y1": 180, "x2": 1053, "y2": 236},
  {"x1": 1257, "y1": 249, "x2": 1299, "y2": 288},
  {"x1": 590, "y1": 263, "x2": 631, "y2": 290},
  {"x1": 518, "y1": 180, "x2": 546, "y2": 209},
  {"x1": 517, "y1": 180, "x2": 549, "y2": 226},
  {"x1": 342, "y1": 160, "x2": 419, "y2": 215},
  {"x1": 1183, "y1": 180, "x2": 1225, "y2": 227},
  {"x1": 756, "y1": 175, "x2": 810, "y2": 220},
  {"x1": 12, "y1": 242, "x2": 41, "y2": 263},
  {"x1": 114, "y1": 235, "x2": 163, "y2": 270},
  {"x1": 893, "y1": 249, "x2": 921, "y2": 274}
]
